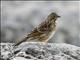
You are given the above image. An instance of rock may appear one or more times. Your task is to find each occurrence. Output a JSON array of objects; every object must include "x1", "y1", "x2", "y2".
[
  {"x1": 1, "y1": 42, "x2": 80, "y2": 60},
  {"x1": 0, "y1": 43, "x2": 14, "y2": 60}
]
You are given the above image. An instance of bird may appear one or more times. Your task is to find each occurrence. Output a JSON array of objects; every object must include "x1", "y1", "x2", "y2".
[{"x1": 15, "y1": 12, "x2": 60, "y2": 46}]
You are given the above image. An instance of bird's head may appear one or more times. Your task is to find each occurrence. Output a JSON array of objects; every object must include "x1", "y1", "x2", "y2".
[{"x1": 47, "y1": 12, "x2": 60, "y2": 21}]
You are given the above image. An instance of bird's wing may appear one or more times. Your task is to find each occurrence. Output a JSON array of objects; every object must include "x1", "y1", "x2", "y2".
[
  {"x1": 37, "y1": 21, "x2": 51, "y2": 33},
  {"x1": 27, "y1": 27, "x2": 43, "y2": 38}
]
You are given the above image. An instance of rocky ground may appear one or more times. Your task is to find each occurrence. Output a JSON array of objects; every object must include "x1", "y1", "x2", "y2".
[{"x1": 0, "y1": 42, "x2": 80, "y2": 60}]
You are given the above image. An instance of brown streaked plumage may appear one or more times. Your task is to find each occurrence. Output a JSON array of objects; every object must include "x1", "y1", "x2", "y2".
[{"x1": 15, "y1": 12, "x2": 60, "y2": 46}]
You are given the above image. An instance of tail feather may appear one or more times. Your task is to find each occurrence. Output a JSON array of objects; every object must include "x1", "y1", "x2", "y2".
[{"x1": 15, "y1": 37, "x2": 29, "y2": 46}]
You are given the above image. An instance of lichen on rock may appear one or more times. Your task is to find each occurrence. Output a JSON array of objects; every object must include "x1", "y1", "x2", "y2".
[{"x1": 1, "y1": 42, "x2": 80, "y2": 60}]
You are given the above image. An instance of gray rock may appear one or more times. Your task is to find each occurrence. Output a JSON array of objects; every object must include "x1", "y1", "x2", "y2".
[
  {"x1": 0, "y1": 43, "x2": 14, "y2": 60},
  {"x1": 1, "y1": 42, "x2": 80, "y2": 60}
]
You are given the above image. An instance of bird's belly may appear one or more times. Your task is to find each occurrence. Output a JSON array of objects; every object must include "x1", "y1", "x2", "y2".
[{"x1": 39, "y1": 31, "x2": 55, "y2": 42}]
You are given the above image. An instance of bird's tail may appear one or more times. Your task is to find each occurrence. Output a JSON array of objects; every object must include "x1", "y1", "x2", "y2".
[{"x1": 15, "y1": 37, "x2": 29, "y2": 46}]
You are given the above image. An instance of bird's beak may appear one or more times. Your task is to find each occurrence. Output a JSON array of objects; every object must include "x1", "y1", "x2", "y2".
[{"x1": 57, "y1": 16, "x2": 60, "y2": 18}]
